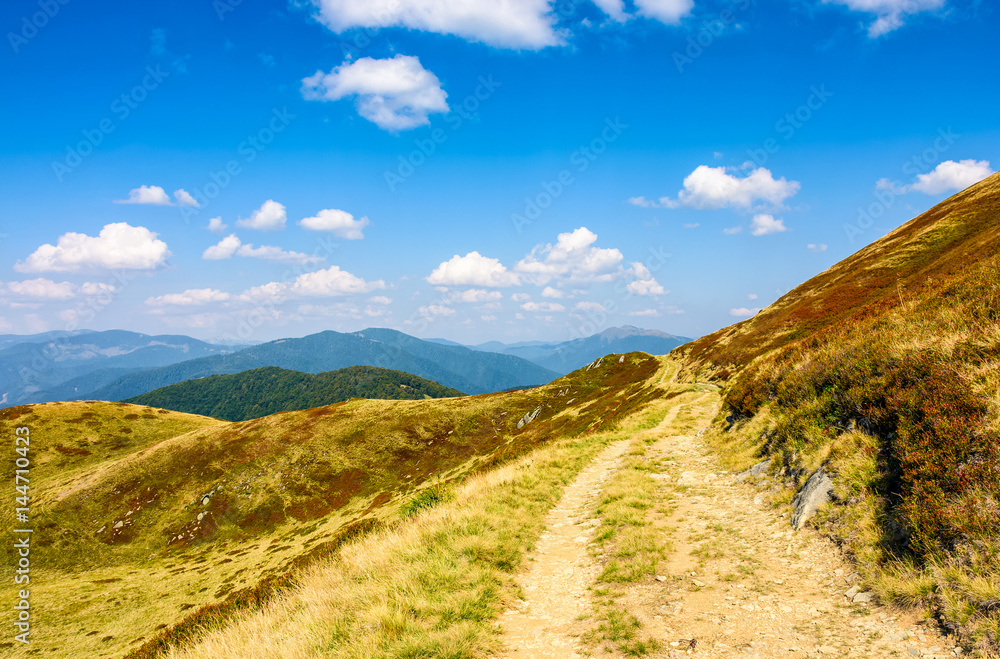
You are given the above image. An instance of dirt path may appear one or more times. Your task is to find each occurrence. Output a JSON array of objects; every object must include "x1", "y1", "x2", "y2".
[
  {"x1": 499, "y1": 439, "x2": 632, "y2": 658},
  {"x1": 501, "y1": 392, "x2": 964, "y2": 659}
]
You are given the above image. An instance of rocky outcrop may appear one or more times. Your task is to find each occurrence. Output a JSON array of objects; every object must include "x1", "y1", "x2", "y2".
[
  {"x1": 735, "y1": 459, "x2": 770, "y2": 483},
  {"x1": 790, "y1": 467, "x2": 834, "y2": 530}
]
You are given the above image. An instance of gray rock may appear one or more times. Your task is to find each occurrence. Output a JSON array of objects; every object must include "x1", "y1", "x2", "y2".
[
  {"x1": 735, "y1": 459, "x2": 770, "y2": 483},
  {"x1": 113, "y1": 521, "x2": 124, "y2": 530},
  {"x1": 852, "y1": 592, "x2": 873, "y2": 604},
  {"x1": 790, "y1": 467, "x2": 834, "y2": 530},
  {"x1": 517, "y1": 405, "x2": 543, "y2": 429},
  {"x1": 845, "y1": 585, "x2": 860, "y2": 599}
]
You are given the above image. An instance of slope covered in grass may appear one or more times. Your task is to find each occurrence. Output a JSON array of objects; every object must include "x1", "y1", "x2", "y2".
[
  {"x1": 0, "y1": 352, "x2": 663, "y2": 658},
  {"x1": 678, "y1": 172, "x2": 1000, "y2": 651},
  {"x1": 123, "y1": 365, "x2": 465, "y2": 421}
]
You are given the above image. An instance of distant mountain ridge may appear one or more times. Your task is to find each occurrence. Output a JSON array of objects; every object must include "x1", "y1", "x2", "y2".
[
  {"x1": 82, "y1": 328, "x2": 559, "y2": 401},
  {"x1": 471, "y1": 325, "x2": 690, "y2": 374},
  {"x1": 124, "y1": 365, "x2": 465, "y2": 421},
  {"x1": 0, "y1": 330, "x2": 239, "y2": 406}
]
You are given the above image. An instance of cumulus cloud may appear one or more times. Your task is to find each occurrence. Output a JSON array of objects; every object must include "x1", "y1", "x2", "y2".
[
  {"x1": 522, "y1": 301, "x2": 565, "y2": 312},
  {"x1": 146, "y1": 288, "x2": 233, "y2": 307},
  {"x1": 15, "y1": 223, "x2": 170, "y2": 273},
  {"x1": 207, "y1": 217, "x2": 228, "y2": 234},
  {"x1": 634, "y1": 0, "x2": 695, "y2": 24},
  {"x1": 203, "y1": 235, "x2": 242, "y2": 260},
  {"x1": 427, "y1": 251, "x2": 521, "y2": 287},
  {"x1": 311, "y1": 0, "x2": 564, "y2": 50},
  {"x1": 203, "y1": 234, "x2": 322, "y2": 265},
  {"x1": 575, "y1": 301, "x2": 606, "y2": 312},
  {"x1": 3, "y1": 278, "x2": 76, "y2": 300},
  {"x1": 630, "y1": 166, "x2": 801, "y2": 210},
  {"x1": 824, "y1": 0, "x2": 946, "y2": 37},
  {"x1": 541, "y1": 286, "x2": 564, "y2": 299},
  {"x1": 750, "y1": 214, "x2": 788, "y2": 236},
  {"x1": 723, "y1": 226, "x2": 743, "y2": 235},
  {"x1": 626, "y1": 262, "x2": 666, "y2": 296},
  {"x1": 515, "y1": 227, "x2": 623, "y2": 285},
  {"x1": 807, "y1": 243, "x2": 829, "y2": 253},
  {"x1": 236, "y1": 200, "x2": 287, "y2": 231},
  {"x1": 299, "y1": 209, "x2": 369, "y2": 239},
  {"x1": 368, "y1": 296, "x2": 393, "y2": 305},
  {"x1": 906, "y1": 159, "x2": 994, "y2": 195},
  {"x1": 114, "y1": 185, "x2": 172, "y2": 205},
  {"x1": 629, "y1": 308, "x2": 660, "y2": 317},
  {"x1": 174, "y1": 189, "x2": 200, "y2": 207},
  {"x1": 417, "y1": 304, "x2": 456, "y2": 318},
  {"x1": 730, "y1": 307, "x2": 762, "y2": 318},
  {"x1": 302, "y1": 55, "x2": 448, "y2": 131},
  {"x1": 114, "y1": 185, "x2": 200, "y2": 207},
  {"x1": 242, "y1": 265, "x2": 385, "y2": 301},
  {"x1": 747, "y1": 293, "x2": 759, "y2": 300},
  {"x1": 448, "y1": 289, "x2": 504, "y2": 303}
]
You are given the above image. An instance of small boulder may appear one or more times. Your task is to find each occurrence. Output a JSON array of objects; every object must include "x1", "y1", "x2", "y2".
[
  {"x1": 735, "y1": 459, "x2": 770, "y2": 483},
  {"x1": 517, "y1": 405, "x2": 543, "y2": 429},
  {"x1": 790, "y1": 467, "x2": 834, "y2": 530},
  {"x1": 852, "y1": 592, "x2": 873, "y2": 604}
]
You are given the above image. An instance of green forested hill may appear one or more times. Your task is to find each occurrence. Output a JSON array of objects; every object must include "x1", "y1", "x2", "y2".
[{"x1": 123, "y1": 365, "x2": 465, "y2": 421}]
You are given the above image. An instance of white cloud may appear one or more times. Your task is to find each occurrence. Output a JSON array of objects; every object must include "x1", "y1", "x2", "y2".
[
  {"x1": 236, "y1": 244, "x2": 323, "y2": 266},
  {"x1": 207, "y1": 217, "x2": 228, "y2": 234},
  {"x1": 591, "y1": 0, "x2": 628, "y2": 21},
  {"x1": 174, "y1": 189, "x2": 200, "y2": 207},
  {"x1": 824, "y1": 0, "x2": 946, "y2": 37},
  {"x1": 629, "y1": 309, "x2": 660, "y2": 317},
  {"x1": 723, "y1": 226, "x2": 743, "y2": 235},
  {"x1": 113, "y1": 185, "x2": 200, "y2": 207},
  {"x1": 633, "y1": 166, "x2": 801, "y2": 210},
  {"x1": 750, "y1": 214, "x2": 788, "y2": 236},
  {"x1": 80, "y1": 282, "x2": 116, "y2": 296},
  {"x1": 417, "y1": 304, "x2": 456, "y2": 318},
  {"x1": 114, "y1": 185, "x2": 172, "y2": 205},
  {"x1": 541, "y1": 286, "x2": 564, "y2": 299},
  {"x1": 449, "y1": 289, "x2": 504, "y2": 303},
  {"x1": 368, "y1": 295, "x2": 393, "y2": 305},
  {"x1": 730, "y1": 307, "x2": 762, "y2": 318},
  {"x1": 299, "y1": 209, "x2": 369, "y2": 239},
  {"x1": 302, "y1": 55, "x2": 449, "y2": 132},
  {"x1": 242, "y1": 265, "x2": 385, "y2": 301},
  {"x1": 515, "y1": 227, "x2": 623, "y2": 285},
  {"x1": 634, "y1": 0, "x2": 694, "y2": 25},
  {"x1": 682, "y1": 222, "x2": 700, "y2": 229},
  {"x1": 15, "y1": 223, "x2": 170, "y2": 273},
  {"x1": 907, "y1": 159, "x2": 994, "y2": 195},
  {"x1": 575, "y1": 301, "x2": 606, "y2": 312},
  {"x1": 311, "y1": 0, "x2": 563, "y2": 50},
  {"x1": 427, "y1": 251, "x2": 521, "y2": 287},
  {"x1": 0, "y1": 317, "x2": 10, "y2": 331},
  {"x1": 747, "y1": 293, "x2": 758, "y2": 300},
  {"x1": 481, "y1": 314, "x2": 497, "y2": 322},
  {"x1": 203, "y1": 234, "x2": 242, "y2": 260},
  {"x1": 522, "y1": 301, "x2": 565, "y2": 312},
  {"x1": 146, "y1": 288, "x2": 232, "y2": 307},
  {"x1": 626, "y1": 262, "x2": 666, "y2": 296},
  {"x1": 236, "y1": 200, "x2": 287, "y2": 231},
  {"x1": 807, "y1": 243, "x2": 829, "y2": 253},
  {"x1": 511, "y1": 293, "x2": 531, "y2": 302},
  {"x1": 4, "y1": 278, "x2": 76, "y2": 300}
]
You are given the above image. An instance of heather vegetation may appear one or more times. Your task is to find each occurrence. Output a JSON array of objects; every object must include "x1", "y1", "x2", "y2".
[{"x1": 683, "y1": 173, "x2": 1000, "y2": 651}]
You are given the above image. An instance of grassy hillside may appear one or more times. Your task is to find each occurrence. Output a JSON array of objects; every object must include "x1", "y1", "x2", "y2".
[
  {"x1": 123, "y1": 365, "x2": 465, "y2": 421},
  {"x1": 678, "y1": 172, "x2": 1000, "y2": 650},
  {"x1": 0, "y1": 352, "x2": 663, "y2": 658}
]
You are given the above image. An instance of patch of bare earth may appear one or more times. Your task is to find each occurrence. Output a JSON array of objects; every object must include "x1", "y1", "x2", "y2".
[{"x1": 501, "y1": 394, "x2": 966, "y2": 658}]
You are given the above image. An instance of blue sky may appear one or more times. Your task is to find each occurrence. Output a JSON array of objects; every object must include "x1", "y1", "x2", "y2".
[{"x1": 1, "y1": 0, "x2": 997, "y2": 345}]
